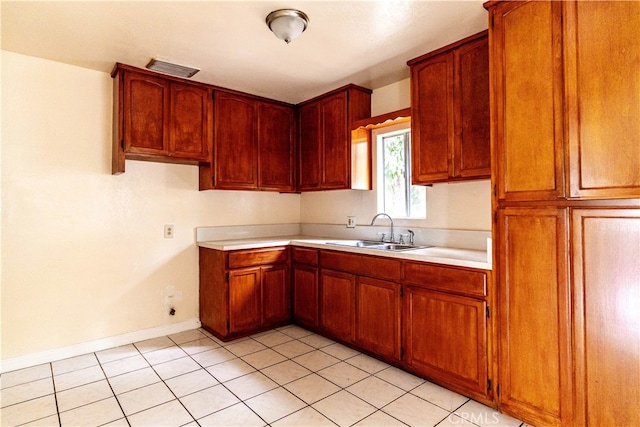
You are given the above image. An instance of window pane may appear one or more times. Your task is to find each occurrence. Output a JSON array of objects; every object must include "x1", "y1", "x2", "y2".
[{"x1": 383, "y1": 135, "x2": 407, "y2": 217}]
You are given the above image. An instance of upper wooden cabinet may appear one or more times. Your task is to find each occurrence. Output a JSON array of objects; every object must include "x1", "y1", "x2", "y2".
[
  {"x1": 298, "y1": 85, "x2": 372, "y2": 191},
  {"x1": 112, "y1": 64, "x2": 212, "y2": 173},
  {"x1": 199, "y1": 91, "x2": 296, "y2": 192},
  {"x1": 489, "y1": 0, "x2": 640, "y2": 201},
  {"x1": 408, "y1": 31, "x2": 490, "y2": 185}
]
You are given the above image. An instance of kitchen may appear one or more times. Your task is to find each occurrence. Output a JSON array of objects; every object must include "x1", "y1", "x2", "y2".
[{"x1": 2, "y1": 1, "x2": 639, "y2": 427}]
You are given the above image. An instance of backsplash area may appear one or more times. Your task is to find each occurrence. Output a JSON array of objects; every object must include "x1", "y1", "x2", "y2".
[{"x1": 196, "y1": 223, "x2": 491, "y2": 252}]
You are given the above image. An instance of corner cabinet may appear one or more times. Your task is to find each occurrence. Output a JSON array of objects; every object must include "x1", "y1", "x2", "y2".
[
  {"x1": 408, "y1": 31, "x2": 490, "y2": 185},
  {"x1": 112, "y1": 63, "x2": 212, "y2": 173},
  {"x1": 199, "y1": 91, "x2": 296, "y2": 192},
  {"x1": 199, "y1": 246, "x2": 290, "y2": 340},
  {"x1": 291, "y1": 247, "x2": 320, "y2": 329},
  {"x1": 298, "y1": 85, "x2": 372, "y2": 191}
]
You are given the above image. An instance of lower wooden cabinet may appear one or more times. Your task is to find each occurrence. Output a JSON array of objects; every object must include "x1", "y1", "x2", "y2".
[
  {"x1": 199, "y1": 246, "x2": 290, "y2": 340},
  {"x1": 356, "y1": 277, "x2": 401, "y2": 361},
  {"x1": 496, "y1": 207, "x2": 572, "y2": 426},
  {"x1": 292, "y1": 248, "x2": 320, "y2": 328},
  {"x1": 320, "y1": 269, "x2": 356, "y2": 343},
  {"x1": 403, "y1": 287, "x2": 488, "y2": 401},
  {"x1": 571, "y1": 208, "x2": 640, "y2": 427}
]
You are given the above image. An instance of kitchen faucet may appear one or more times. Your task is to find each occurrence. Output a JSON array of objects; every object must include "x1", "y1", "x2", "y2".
[{"x1": 370, "y1": 213, "x2": 394, "y2": 243}]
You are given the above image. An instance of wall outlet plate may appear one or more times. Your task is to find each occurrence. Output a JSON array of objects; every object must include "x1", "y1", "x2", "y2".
[
  {"x1": 164, "y1": 224, "x2": 174, "y2": 238},
  {"x1": 347, "y1": 216, "x2": 356, "y2": 228}
]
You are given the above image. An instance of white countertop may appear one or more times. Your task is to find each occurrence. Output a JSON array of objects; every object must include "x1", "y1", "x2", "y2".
[{"x1": 197, "y1": 236, "x2": 492, "y2": 270}]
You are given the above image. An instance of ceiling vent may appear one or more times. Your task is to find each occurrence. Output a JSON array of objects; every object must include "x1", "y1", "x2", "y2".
[{"x1": 145, "y1": 59, "x2": 199, "y2": 78}]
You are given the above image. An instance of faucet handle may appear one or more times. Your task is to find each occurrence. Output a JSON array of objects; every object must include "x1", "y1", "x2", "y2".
[
  {"x1": 407, "y1": 229, "x2": 415, "y2": 245},
  {"x1": 376, "y1": 232, "x2": 386, "y2": 242}
]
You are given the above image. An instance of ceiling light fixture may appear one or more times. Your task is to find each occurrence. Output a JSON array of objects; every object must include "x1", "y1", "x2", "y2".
[
  {"x1": 145, "y1": 59, "x2": 199, "y2": 78},
  {"x1": 266, "y1": 9, "x2": 309, "y2": 44}
]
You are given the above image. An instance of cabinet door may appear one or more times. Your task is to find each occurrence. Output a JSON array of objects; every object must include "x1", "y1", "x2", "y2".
[
  {"x1": 356, "y1": 277, "x2": 401, "y2": 361},
  {"x1": 228, "y1": 268, "x2": 261, "y2": 334},
  {"x1": 564, "y1": 1, "x2": 640, "y2": 199},
  {"x1": 298, "y1": 103, "x2": 322, "y2": 190},
  {"x1": 490, "y1": 0, "x2": 565, "y2": 201},
  {"x1": 258, "y1": 102, "x2": 296, "y2": 191},
  {"x1": 454, "y1": 36, "x2": 490, "y2": 179},
  {"x1": 213, "y1": 92, "x2": 257, "y2": 189},
  {"x1": 293, "y1": 264, "x2": 319, "y2": 328},
  {"x1": 321, "y1": 92, "x2": 350, "y2": 189},
  {"x1": 496, "y1": 207, "x2": 572, "y2": 426},
  {"x1": 403, "y1": 287, "x2": 488, "y2": 400},
  {"x1": 262, "y1": 264, "x2": 291, "y2": 325},
  {"x1": 320, "y1": 270, "x2": 355, "y2": 342},
  {"x1": 123, "y1": 72, "x2": 168, "y2": 154},
  {"x1": 411, "y1": 52, "x2": 453, "y2": 184},
  {"x1": 169, "y1": 83, "x2": 210, "y2": 161},
  {"x1": 572, "y1": 208, "x2": 640, "y2": 426}
]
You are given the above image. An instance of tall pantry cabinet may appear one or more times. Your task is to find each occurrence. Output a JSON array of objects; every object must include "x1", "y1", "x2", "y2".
[{"x1": 485, "y1": 1, "x2": 640, "y2": 426}]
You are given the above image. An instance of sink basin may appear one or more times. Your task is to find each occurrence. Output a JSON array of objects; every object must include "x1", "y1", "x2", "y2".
[{"x1": 326, "y1": 240, "x2": 430, "y2": 252}]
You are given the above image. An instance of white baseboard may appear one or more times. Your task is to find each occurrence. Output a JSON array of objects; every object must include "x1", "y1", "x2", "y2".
[{"x1": 0, "y1": 318, "x2": 202, "y2": 374}]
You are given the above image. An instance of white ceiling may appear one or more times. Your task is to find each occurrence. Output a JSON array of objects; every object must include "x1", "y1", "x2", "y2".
[{"x1": 1, "y1": 1, "x2": 488, "y2": 104}]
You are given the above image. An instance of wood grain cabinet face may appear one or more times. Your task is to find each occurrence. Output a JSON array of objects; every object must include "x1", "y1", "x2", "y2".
[
  {"x1": 403, "y1": 286, "x2": 488, "y2": 400},
  {"x1": 409, "y1": 32, "x2": 490, "y2": 185},
  {"x1": 298, "y1": 86, "x2": 372, "y2": 191},
  {"x1": 117, "y1": 68, "x2": 211, "y2": 170},
  {"x1": 320, "y1": 269, "x2": 356, "y2": 343},
  {"x1": 571, "y1": 209, "x2": 640, "y2": 427},
  {"x1": 292, "y1": 248, "x2": 319, "y2": 328},
  {"x1": 199, "y1": 247, "x2": 290, "y2": 340},
  {"x1": 201, "y1": 92, "x2": 296, "y2": 192},
  {"x1": 356, "y1": 277, "x2": 401, "y2": 361},
  {"x1": 490, "y1": 0, "x2": 640, "y2": 201},
  {"x1": 496, "y1": 207, "x2": 572, "y2": 426}
]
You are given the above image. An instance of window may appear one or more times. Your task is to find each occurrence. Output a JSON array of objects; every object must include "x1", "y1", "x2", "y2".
[{"x1": 378, "y1": 126, "x2": 426, "y2": 219}]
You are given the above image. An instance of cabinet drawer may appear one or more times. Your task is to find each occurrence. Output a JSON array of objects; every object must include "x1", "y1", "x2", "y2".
[
  {"x1": 292, "y1": 247, "x2": 318, "y2": 266},
  {"x1": 321, "y1": 250, "x2": 402, "y2": 282},
  {"x1": 228, "y1": 247, "x2": 288, "y2": 268},
  {"x1": 404, "y1": 262, "x2": 486, "y2": 298}
]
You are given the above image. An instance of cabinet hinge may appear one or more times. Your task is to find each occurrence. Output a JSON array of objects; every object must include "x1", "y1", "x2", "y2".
[
  {"x1": 486, "y1": 306, "x2": 491, "y2": 318},
  {"x1": 400, "y1": 287, "x2": 404, "y2": 298},
  {"x1": 400, "y1": 347, "x2": 404, "y2": 360},
  {"x1": 487, "y1": 379, "x2": 492, "y2": 392},
  {"x1": 497, "y1": 384, "x2": 500, "y2": 397},
  {"x1": 121, "y1": 140, "x2": 125, "y2": 150},
  {"x1": 227, "y1": 319, "x2": 230, "y2": 331},
  {"x1": 226, "y1": 272, "x2": 230, "y2": 282},
  {"x1": 493, "y1": 184, "x2": 497, "y2": 197}
]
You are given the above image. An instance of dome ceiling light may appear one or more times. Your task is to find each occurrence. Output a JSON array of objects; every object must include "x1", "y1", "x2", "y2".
[{"x1": 266, "y1": 9, "x2": 309, "y2": 44}]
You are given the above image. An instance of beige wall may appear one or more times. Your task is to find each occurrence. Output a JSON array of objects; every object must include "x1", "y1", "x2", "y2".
[
  {"x1": 1, "y1": 52, "x2": 490, "y2": 363},
  {"x1": 300, "y1": 78, "x2": 492, "y2": 230},
  {"x1": 1, "y1": 52, "x2": 299, "y2": 360}
]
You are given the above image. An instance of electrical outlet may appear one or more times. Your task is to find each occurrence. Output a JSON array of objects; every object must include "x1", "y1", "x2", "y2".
[
  {"x1": 347, "y1": 216, "x2": 356, "y2": 228},
  {"x1": 164, "y1": 224, "x2": 174, "y2": 238}
]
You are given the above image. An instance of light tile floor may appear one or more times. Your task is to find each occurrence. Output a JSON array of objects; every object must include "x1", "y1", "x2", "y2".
[{"x1": 1, "y1": 325, "x2": 525, "y2": 427}]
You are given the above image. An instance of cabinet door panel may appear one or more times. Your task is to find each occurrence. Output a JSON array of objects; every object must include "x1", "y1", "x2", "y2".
[
  {"x1": 356, "y1": 277, "x2": 400, "y2": 361},
  {"x1": 258, "y1": 102, "x2": 295, "y2": 191},
  {"x1": 321, "y1": 93, "x2": 350, "y2": 188},
  {"x1": 411, "y1": 52, "x2": 453, "y2": 184},
  {"x1": 565, "y1": 1, "x2": 640, "y2": 199},
  {"x1": 170, "y1": 84, "x2": 210, "y2": 160},
  {"x1": 262, "y1": 264, "x2": 290, "y2": 325},
  {"x1": 572, "y1": 209, "x2": 640, "y2": 426},
  {"x1": 293, "y1": 265, "x2": 319, "y2": 328},
  {"x1": 214, "y1": 92, "x2": 257, "y2": 189},
  {"x1": 455, "y1": 36, "x2": 490, "y2": 178},
  {"x1": 497, "y1": 207, "x2": 572, "y2": 426},
  {"x1": 403, "y1": 287, "x2": 487, "y2": 399},
  {"x1": 320, "y1": 270, "x2": 355, "y2": 342},
  {"x1": 228, "y1": 268, "x2": 261, "y2": 334},
  {"x1": 298, "y1": 103, "x2": 322, "y2": 190},
  {"x1": 124, "y1": 73, "x2": 168, "y2": 154},
  {"x1": 492, "y1": 1, "x2": 565, "y2": 200}
]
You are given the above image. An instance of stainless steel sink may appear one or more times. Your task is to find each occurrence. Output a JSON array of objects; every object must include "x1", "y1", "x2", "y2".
[{"x1": 326, "y1": 240, "x2": 430, "y2": 252}]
